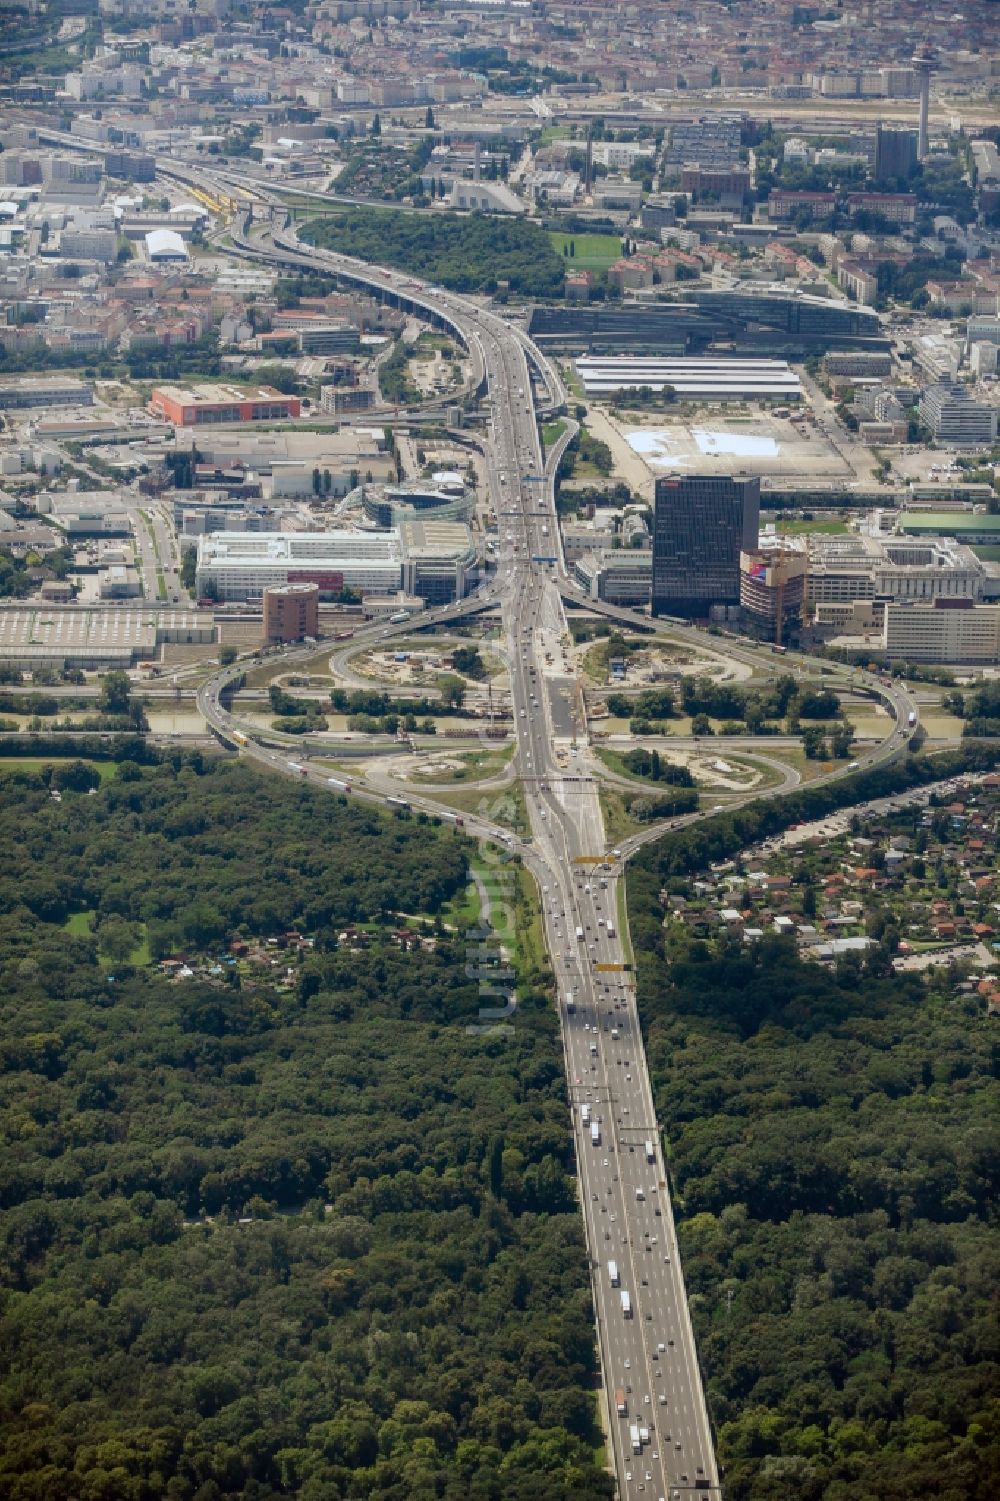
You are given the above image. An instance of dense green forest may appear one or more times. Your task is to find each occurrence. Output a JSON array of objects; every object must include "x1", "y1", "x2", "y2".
[
  {"x1": 300, "y1": 210, "x2": 566, "y2": 298},
  {"x1": 0, "y1": 758, "x2": 612, "y2": 1501},
  {"x1": 628, "y1": 769, "x2": 1000, "y2": 1500}
]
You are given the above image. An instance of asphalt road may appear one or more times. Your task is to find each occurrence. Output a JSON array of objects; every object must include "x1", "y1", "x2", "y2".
[
  {"x1": 189, "y1": 172, "x2": 922, "y2": 1501},
  {"x1": 465, "y1": 318, "x2": 713, "y2": 1491},
  {"x1": 196, "y1": 291, "x2": 720, "y2": 1499}
]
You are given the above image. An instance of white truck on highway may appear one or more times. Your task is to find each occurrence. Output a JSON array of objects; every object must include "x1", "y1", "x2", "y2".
[
  {"x1": 581, "y1": 1103, "x2": 591, "y2": 1126},
  {"x1": 621, "y1": 1290, "x2": 632, "y2": 1319},
  {"x1": 591, "y1": 1121, "x2": 601, "y2": 1146},
  {"x1": 565, "y1": 990, "x2": 575, "y2": 1014},
  {"x1": 608, "y1": 1259, "x2": 619, "y2": 1286},
  {"x1": 645, "y1": 1139, "x2": 656, "y2": 1164},
  {"x1": 629, "y1": 1422, "x2": 642, "y2": 1454}
]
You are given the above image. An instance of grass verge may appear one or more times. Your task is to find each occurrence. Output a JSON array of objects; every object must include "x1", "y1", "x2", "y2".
[
  {"x1": 410, "y1": 743, "x2": 516, "y2": 785},
  {"x1": 430, "y1": 778, "x2": 531, "y2": 838},
  {"x1": 615, "y1": 878, "x2": 634, "y2": 968}
]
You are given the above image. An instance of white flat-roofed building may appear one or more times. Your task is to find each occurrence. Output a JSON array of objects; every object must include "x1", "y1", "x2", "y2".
[
  {"x1": 196, "y1": 530, "x2": 404, "y2": 602},
  {"x1": 0, "y1": 377, "x2": 93, "y2": 410},
  {"x1": 59, "y1": 226, "x2": 117, "y2": 262},
  {"x1": 0, "y1": 605, "x2": 213, "y2": 669},
  {"x1": 575, "y1": 357, "x2": 802, "y2": 401},
  {"x1": 574, "y1": 549, "x2": 652, "y2": 607},
  {"x1": 918, "y1": 384, "x2": 998, "y2": 448},
  {"x1": 98, "y1": 564, "x2": 142, "y2": 598},
  {"x1": 807, "y1": 533, "x2": 985, "y2": 605},
  {"x1": 562, "y1": 520, "x2": 615, "y2": 561},
  {"x1": 592, "y1": 141, "x2": 656, "y2": 171},
  {"x1": 966, "y1": 315, "x2": 1000, "y2": 348},
  {"x1": 882, "y1": 600, "x2": 1000, "y2": 663},
  {"x1": 398, "y1": 518, "x2": 476, "y2": 605}
]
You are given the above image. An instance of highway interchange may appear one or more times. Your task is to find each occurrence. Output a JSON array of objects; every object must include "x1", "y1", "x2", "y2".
[{"x1": 188, "y1": 167, "x2": 920, "y2": 1501}]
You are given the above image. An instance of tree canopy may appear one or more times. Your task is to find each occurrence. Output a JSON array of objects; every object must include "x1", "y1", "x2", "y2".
[
  {"x1": 0, "y1": 757, "x2": 612, "y2": 1501},
  {"x1": 627, "y1": 755, "x2": 1000, "y2": 1500},
  {"x1": 301, "y1": 209, "x2": 566, "y2": 298}
]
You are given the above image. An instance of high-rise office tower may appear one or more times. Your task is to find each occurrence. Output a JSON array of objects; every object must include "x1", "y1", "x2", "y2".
[
  {"x1": 874, "y1": 122, "x2": 918, "y2": 182},
  {"x1": 652, "y1": 473, "x2": 760, "y2": 618}
]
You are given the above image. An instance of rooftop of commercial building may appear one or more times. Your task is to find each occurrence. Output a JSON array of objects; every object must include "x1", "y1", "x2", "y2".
[
  {"x1": 0, "y1": 604, "x2": 202, "y2": 652},
  {"x1": 0, "y1": 376, "x2": 92, "y2": 391},
  {"x1": 40, "y1": 489, "x2": 123, "y2": 512},
  {"x1": 584, "y1": 549, "x2": 653, "y2": 570},
  {"x1": 576, "y1": 355, "x2": 802, "y2": 396},
  {"x1": 198, "y1": 530, "x2": 404, "y2": 564},
  {"x1": 808, "y1": 533, "x2": 984, "y2": 568},
  {"x1": 151, "y1": 383, "x2": 295, "y2": 407},
  {"x1": 263, "y1": 582, "x2": 319, "y2": 598},
  {"x1": 398, "y1": 518, "x2": 474, "y2": 560}
]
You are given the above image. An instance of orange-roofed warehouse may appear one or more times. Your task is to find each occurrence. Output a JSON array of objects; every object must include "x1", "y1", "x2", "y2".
[{"x1": 149, "y1": 383, "x2": 300, "y2": 427}]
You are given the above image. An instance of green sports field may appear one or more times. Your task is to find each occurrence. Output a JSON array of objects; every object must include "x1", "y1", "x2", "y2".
[{"x1": 548, "y1": 231, "x2": 622, "y2": 272}]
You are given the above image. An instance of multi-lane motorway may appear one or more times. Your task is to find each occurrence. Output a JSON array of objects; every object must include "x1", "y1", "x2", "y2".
[
  {"x1": 191, "y1": 171, "x2": 918, "y2": 1501},
  {"x1": 194, "y1": 212, "x2": 720, "y2": 1494},
  {"x1": 476, "y1": 318, "x2": 719, "y2": 1499}
]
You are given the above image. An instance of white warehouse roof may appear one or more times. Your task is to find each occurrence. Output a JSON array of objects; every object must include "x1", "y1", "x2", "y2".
[
  {"x1": 576, "y1": 356, "x2": 802, "y2": 399},
  {"x1": 145, "y1": 228, "x2": 188, "y2": 261}
]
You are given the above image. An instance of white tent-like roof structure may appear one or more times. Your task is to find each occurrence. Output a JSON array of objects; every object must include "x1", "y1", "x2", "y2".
[{"x1": 145, "y1": 228, "x2": 188, "y2": 261}]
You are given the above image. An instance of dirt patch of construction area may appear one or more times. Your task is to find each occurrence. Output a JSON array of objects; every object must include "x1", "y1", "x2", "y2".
[
  {"x1": 575, "y1": 636, "x2": 752, "y2": 686},
  {"x1": 598, "y1": 743, "x2": 800, "y2": 798},
  {"x1": 368, "y1": 744, "x2": 514, "y2": 786},
  {"x1": 406, "y1": 332, "x2": 470, "y2": 399},
  {"x1": 352, "y1": 639, "x2": 507, "y2": 689},
  {"x1": 585, "y1": 403, "x2": 851, "y2": 489},
  {"x1": 616, "y1": 745, "x2": 775, "y2": 790}
]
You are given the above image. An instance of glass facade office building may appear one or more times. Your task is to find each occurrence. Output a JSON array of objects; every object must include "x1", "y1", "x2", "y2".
[{"x1": 652, "y1": 474, "x2": 760, "y2": 618}]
